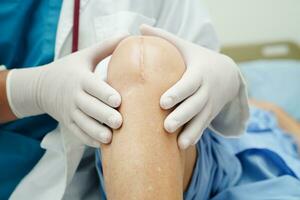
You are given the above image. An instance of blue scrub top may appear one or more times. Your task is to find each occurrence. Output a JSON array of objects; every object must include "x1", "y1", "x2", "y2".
[{"x1": 0, "y1": 1, "x2": 62, "y2": 199}]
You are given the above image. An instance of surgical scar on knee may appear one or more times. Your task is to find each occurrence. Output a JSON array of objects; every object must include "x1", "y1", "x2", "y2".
[{"x1": 100, "y1": 36, "x2": 196, "y2": 200}]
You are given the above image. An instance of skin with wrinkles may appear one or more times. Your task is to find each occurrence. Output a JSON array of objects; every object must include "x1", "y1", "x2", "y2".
[{"x1": 100, "y1": 36, "x2": 196, "y2": 200}]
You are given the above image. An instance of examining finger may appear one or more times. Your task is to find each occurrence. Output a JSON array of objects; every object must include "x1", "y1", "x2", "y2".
[
  {"x1": 72, "y1": 109, "x2": 112, "y2": 144},
  {"x1": 69, "y1": 123, "x2": 101, "y2": 148},
  {"x1": 177, "y1": 105, "x2": 212, "y2": 149},
  {"x1": 160, "y1": 69, "x2": 202, "y2": 109},
  {"x1": 83, "y1": 73, "x2": 121, "y2": 108},
  {"x1": 76, "y1": 92, "x2": 122, "y2": 129},
  {"x1": 164, "y1": 87, "x2": 208, "y2": 133}
]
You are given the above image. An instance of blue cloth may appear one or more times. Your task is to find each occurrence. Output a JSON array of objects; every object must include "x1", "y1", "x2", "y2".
[
  {"x1": 95, "y1": 107, "x2": 300, "y2": 199},
  {"x1": 0, "y1": 1, "x2": 62, "y2": 199},
  {"x1": 240, "y1": 59, "x2": 300, "y2": 121}
]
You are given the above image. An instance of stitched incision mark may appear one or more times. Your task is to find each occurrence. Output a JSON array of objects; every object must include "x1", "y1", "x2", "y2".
[{"x1": 139, "y1": 36, "x2": 146, "y2": 81}]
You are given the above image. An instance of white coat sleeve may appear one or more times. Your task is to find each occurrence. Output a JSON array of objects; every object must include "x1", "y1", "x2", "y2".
[{"x1": 153, "y1": 0, "x2": 249, "y2": 137}]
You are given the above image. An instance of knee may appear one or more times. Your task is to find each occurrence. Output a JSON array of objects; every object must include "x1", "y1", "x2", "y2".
[
  {"x1": 103, "y1": 36, "x2": 189, "y2": 199},
  {"x1": 102, "y1": 37, "x2": 195, "y2": 199},
  {"x1": 107, "y1": 36, "x2": 186, "y2": 97}
]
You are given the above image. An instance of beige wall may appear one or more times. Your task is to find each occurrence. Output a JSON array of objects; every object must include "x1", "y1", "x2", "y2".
[{"x1": 203, "y1": 0, "x2": 300, "y2": 46}]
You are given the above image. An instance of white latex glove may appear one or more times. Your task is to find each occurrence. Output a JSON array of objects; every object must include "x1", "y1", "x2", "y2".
[
  {"x1": 7, "y1": 34, "x2": 128, "y2": 147},
  {"x1": 140, "y1": 25, "x2": 242, "y2": 149}
]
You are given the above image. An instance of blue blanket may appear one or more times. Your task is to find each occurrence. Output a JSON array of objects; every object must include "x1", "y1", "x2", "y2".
[{"x1": 240, "y1": 60, "x2": 300, "y2": 121}]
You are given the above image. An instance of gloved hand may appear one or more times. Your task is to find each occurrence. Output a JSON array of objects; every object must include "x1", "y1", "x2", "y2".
[
  {"x1": 140, "y1": 25, "x2": 241, "y2": 149},
  {"x1": 7, "y1": 34, "x2": 128, "y2": 147}
]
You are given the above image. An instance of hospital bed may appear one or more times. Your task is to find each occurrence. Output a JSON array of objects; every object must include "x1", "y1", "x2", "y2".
[{"x1": 222, "y1": 41, "x2": 300, "y2": 121}]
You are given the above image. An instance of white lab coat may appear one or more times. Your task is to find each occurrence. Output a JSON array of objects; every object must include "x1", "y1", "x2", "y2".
[{"x1": 10, "y1": 0, "x2": 248, "y2": 199}]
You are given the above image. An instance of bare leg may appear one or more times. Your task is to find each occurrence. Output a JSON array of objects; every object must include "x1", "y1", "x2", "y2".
[
  {"x1": 250, "y1": 99, "x2": 300, "y2": 147},
  {"x1": 100, "y1": 36, "x2": 197, "y2": 200}
]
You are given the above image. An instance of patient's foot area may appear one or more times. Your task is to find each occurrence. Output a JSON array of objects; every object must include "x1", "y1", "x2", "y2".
[{"x1": 100, "y1": 36, "x2": 196, "y2": 200}]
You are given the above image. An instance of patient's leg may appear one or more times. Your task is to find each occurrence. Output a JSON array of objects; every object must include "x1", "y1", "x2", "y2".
[{"x1": 100, "y1": 36, "x2": 197, "y2": 199}]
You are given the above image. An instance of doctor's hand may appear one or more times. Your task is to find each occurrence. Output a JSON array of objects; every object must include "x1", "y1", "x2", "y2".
[
  {"x1": 140, "y1": 25, "x2": 241, "y2": 149},
  {"x1": 7, "y1": 34, "x2": 128, "y2": 147}
]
